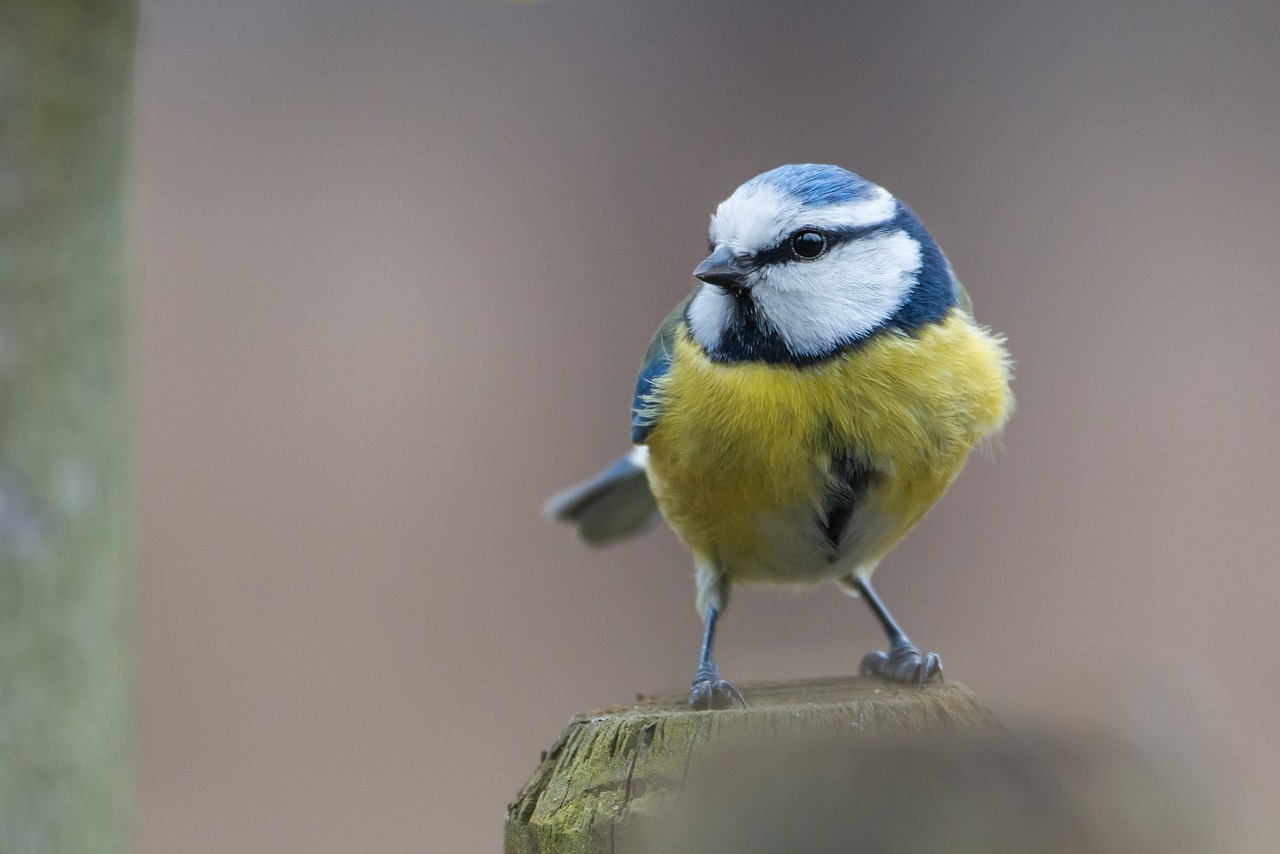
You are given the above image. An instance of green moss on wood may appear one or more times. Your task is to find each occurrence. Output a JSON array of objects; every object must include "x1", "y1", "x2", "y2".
[{"x1": 505, "y1": 677, "x2": 998, "y2": 854}]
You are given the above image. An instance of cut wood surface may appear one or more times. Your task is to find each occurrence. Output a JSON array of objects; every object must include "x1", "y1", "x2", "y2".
[{"x1": 505, "y1": 676, "x2": 997, "y2": 854}]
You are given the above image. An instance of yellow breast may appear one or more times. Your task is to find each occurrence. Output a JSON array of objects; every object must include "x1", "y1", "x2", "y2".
[{"x1": 643, "y1": 308, "x2": 1012, "y2": 580}]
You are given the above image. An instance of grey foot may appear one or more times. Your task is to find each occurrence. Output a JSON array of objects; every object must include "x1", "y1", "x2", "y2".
[
  {"x1": 860, "y1": 638, "x2": 943, "y2": 685},
  {"x1": 688, "y1": 665, "x2": 746, "y2": 710}
]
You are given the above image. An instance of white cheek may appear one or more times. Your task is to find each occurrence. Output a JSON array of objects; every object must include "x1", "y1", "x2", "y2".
[
  {"x1": 755, "y1": 230, "x2": 922, "y2": 356},
  {"x1": 687, "y1": 285, "x2": 733, "y2": 352}
]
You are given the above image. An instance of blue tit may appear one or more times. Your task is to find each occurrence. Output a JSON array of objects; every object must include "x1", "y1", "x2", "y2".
[{"x1": 547, "y1": 164, "x2": 1013, "y2": 710}]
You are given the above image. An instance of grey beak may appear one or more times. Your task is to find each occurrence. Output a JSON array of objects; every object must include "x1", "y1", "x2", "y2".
[{"x1": 693, "y1": 246, "x2": 750, "y2": 294}]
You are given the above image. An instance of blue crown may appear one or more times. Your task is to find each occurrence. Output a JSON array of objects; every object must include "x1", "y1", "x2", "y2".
[{"x1": 744, "y1": 164, "x2": 879, "y2": 209}]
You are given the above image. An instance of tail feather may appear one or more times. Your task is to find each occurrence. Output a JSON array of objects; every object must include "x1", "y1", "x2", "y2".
[{"x1": 545, "y1": 449, "x2": 659, "y2": 546}]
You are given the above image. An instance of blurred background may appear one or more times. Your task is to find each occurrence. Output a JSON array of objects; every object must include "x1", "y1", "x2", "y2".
[{"x1": 133, "y1": 1, "x2": 1279, "y2": 851}]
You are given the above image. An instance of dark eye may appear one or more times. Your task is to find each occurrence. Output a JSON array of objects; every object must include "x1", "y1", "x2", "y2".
[{"x1": 789, "y1": 230, "x2": 827, "y2": 259}]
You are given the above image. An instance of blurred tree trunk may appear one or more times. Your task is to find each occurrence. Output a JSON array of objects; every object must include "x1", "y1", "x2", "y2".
[{"x1": 0, "y1": 1, "x2": 137, "y2": 851}]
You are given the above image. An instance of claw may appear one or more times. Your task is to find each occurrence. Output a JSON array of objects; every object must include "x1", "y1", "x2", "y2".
[
  {"x1": 689, "y1": 662, "x2": 746, "y2": 709},
  {"x1": 689, "y1": 677, "x2": 746, "y2": 710}
]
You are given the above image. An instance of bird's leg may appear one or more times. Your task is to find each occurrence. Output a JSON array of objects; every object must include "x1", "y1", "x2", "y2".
[
  {"x1": 851, "y1": 575, "x2": 943, "y2": 685},
  {"x1": 688, "y1": 604, "x2": 745, "y2": 709}
]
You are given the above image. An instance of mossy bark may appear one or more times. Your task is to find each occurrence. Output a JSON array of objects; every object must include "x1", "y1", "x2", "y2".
[
  {"x1": 505, "y1": 677, "x2": 998, "y2": 854},
  {"x1": 0, "y1": 2, "x2": 137, "y2": 851}
]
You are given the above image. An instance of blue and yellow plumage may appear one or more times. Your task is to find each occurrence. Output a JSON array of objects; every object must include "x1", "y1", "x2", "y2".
[{"x1": 547, "y1": 164, "x2": 1012, "y2": 709}]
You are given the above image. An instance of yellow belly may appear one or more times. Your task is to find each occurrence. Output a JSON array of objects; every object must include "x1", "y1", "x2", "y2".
[{"x1": 643, "y1": 308, "x2": 1012, "y2": 583}]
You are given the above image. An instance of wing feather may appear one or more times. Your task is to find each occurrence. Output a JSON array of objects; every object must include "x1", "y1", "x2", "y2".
[{"x1": 631, "y1": 291, "x2": 695, "y2": 444}]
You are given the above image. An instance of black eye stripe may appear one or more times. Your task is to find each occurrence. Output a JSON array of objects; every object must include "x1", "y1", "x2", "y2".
[{"x1": 750, "y1": 224, "x2": 885, "y2": 268}]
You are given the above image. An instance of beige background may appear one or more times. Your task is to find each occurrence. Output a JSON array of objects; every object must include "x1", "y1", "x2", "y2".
[{"x1": 134, "y1": 1, "x2": 1279, "y2": 851}]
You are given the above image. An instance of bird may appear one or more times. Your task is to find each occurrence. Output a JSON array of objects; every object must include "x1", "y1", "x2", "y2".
[{"x1": 546, "y1": 164, "x2": 1013, "y2": 710}]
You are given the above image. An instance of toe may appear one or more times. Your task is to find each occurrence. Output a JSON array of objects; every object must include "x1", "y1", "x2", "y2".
[
  {"x1": 861, "y1": 642, "x2": 944, "y2": 685},
  {"x1": 859, "y1": 650, "x2": 889, "y2": 677},
  {"x1": 919, "y1": 652, "x2": 944, "y2": 685}
]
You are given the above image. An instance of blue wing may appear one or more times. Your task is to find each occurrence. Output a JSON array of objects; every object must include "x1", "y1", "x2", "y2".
[{"x1": 631, "y1": 292, "x2": 693, "y2": 444}]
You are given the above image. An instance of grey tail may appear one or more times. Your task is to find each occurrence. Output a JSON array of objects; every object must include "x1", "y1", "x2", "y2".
[{"x1": 544, "y1": 452, "x2": 659, "y2": 546}]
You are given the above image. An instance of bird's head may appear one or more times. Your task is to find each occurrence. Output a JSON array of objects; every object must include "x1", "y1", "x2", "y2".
[{"x1": 688, "y1": 164, "x2": 959, "y2": 364}]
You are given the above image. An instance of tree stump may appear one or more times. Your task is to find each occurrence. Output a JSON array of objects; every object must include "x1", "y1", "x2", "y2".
[{"x1": 505, "y1": 676, "x2": 997, "y2": 854}]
